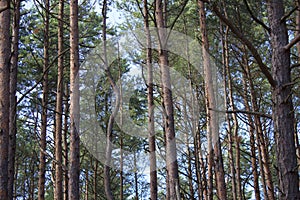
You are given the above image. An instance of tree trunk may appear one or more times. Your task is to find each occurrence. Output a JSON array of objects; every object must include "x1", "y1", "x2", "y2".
[
  {"x1": 69, "y1": 0, "x2": 80, "y2": 198},
  {"x1": 198, "y1": 1, "x2": 227, "y2": 199},
  {"x1": 0, "y1": 0, "x2": 10, "y2": 199},
  {"x1": 143, "y1": 0, "x2": 158, "y2": 199},
  {"x1": 63, "y1": 85, "x2": 69, "y2": 200},
  {"x1": 54, "y1": 0, "x2": 64, "y2": 199},
  {"x1": 222, "y1": 24, "x2": 237, "y2": 200},
  {"x1": 242, "y1": 62, "x2": 261, "y2": 200},
  {"x1": 267, "y1": 0, "x2": 300, "y2": 199},
  {"x1": 155, "y1": 0, "x2": 181, "y2": 199},
  {"x1": 296, "y1": 0, "x2": 300, "y2": 60},
  {"x1": 93, "y1": 160, "x2": 98, "y2": 200},
  {"x1": 38, "y1": 0, "x2": 50, "y2": 198},
  {"x1": 8, "y1": 0, "x2": 20, "y2": 199}
]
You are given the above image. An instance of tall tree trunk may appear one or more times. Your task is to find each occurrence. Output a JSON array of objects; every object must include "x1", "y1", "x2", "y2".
[
  {"x1": 0, "y1": 0, "x2": 10, "y2": 199},
  {"x1": 296, "y1": 0, "x2": 300, "y2": 60},
  {"x1": 198, "y1": 1, "x2": 227, "y2": 199},
  {"x1": 143, "y1": 0, "x2": 158, "y2": 199},
  {"x1": 222, "y1": 24, "x2": 237, "y2": 200},
  {"x1": 69, "y1": 0, "x2": 80, "y2": 198},
  {"x1": 63, "y1": 85, "x2": 69, "y2": 200},
  {"x1": 267, "y1": 0, "x2": 300, "y2": 199},
  {"x1": 54, "y1": 0, "x2": 64, "y2": 199},
  {"x1": 242, "y1": 63, "x2": 261, "y2": 200},
  {"x1": 93, "y1": 160, "x2": 98, "y2": 200},
  {"x1": 155, "y1": 0, "x2": 181, "y2": 199},
  {"x1": 8, "y1": 0, "x2": 20, "y2": 199},
  {"x1": 38, "y1": 0, "x2": 50, "y2": 198},
  {"x1": 102, "y1": 1, "x2": 118, "y2": 199}
]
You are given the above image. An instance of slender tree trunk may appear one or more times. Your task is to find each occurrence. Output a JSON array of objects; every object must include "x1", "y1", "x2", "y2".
[
  {"x1": 102, "y1": 1, "x2": 119, "y2": 199},
  {"x1": 38, "y1": 0, "x2": 50, "y2": 198},
  {"x1": 198, "y1": 1, "x2": 227, "y2": 199},
  {"x1": 0, "y1": 0, "x2": 10, "y2": 199},
  {"x1": 63, "y1": 85, "x2": 69, "y2": 200},
  {"x1": 222, "y1": 24, "x2": 237, "y2": 200},
  {"x1": 296, "y1": 0, "x2": 300, "y2": 60},
  {"x1": 69, "y1": 0, "x2": 80, "y2": 198},
  {"x1": 85, "y1": 169, "x2": 89, "y2": 200},
  {"x1": 134, "y1": 152, "x2": 139, "y2": 200},
  {"x1": 54, "y1": 0, "x2": 64, "y2": 199},
  {"x1": 8, "y1": 1, "x2": 20, "y2": 199},
  {"x1": 267, "y1": 1, "x2": 300, "y2": 199},
  {"x1": 155, "y1": 0, "x2": 181, "y2": 199},
  {"x1": 242, "y1": 64, "x2": 261, "y2": 200},
  {"x1": 93, "y1": 160, "x2": 98, "y2": 200},
  {"x1": 143, "y1": 0, "x2": 158, "y2": 199}
]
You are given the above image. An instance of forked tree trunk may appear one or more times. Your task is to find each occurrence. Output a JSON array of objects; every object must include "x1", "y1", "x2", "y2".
[
  {"x1": 267, "y1": 0, "x2": 300, "y2": 199},
  {"x1": 69, "y1": 0, "x2": 80, "y2": 198},
  {"x1": 8, "y1": 0, "x2": 20, "y2": 199},
  {"x1": 198, "y1": 1, "x2": 227, "y2": 199},
  {"x1": 38, "y1": 0, "x2": 50, "y2": 198},
  {"x1": 0, "y1": 0, "x2": 10, "y2": 199},
  {"x1": 54, "y1": 0, "x2": 64, "y2": 199}
]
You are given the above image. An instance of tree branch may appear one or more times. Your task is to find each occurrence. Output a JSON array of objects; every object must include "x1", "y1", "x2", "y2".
[
  {"x1": 0, "y1": 5, "x2": 9, "y2": 13},
  {"x1": 243, "y1": 0, "x2": 270, "y2": 33},
  {"x1": 281, "y1": 6, "x2": 298, "y2": 23},
  {"x1": 284, "y1": 33, "x2": 300, "y2": 50},
  {"x1": 17, "y1": 48, "x2": 70, "y2": 105},
  {"x1": 209, "y1": 108, "x2": 272, "y2": 119},
  {"x1": 212, "y1": 4, "x2": 276, "y2": 87}
]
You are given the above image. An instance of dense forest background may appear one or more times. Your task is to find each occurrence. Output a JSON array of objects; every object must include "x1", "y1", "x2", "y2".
[{"x1": 0, "y1": 0, "x2": 299, "y2": 199}]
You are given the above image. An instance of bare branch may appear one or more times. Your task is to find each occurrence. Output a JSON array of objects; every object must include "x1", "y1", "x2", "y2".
[
  {"x1": 17, "y1": 48, "x2": 70, "y2": 105},
  {"x1": 281, "y1": 6, "x2": 298, "y2": 23},
  {"x1": 212, "y1": 4, "x2": 276, "y2": 87},
  {"x1": 243, "y1": 0, "x2": 270, "y2": 33},
  {"x1": 209, "y1": 108, "x2": 272, "y2": 119},
  {"x1": 0, "y1": 5, "x2": 9, "y2": 13},
  {"x1": 284, "y1": 33, "x2": 300, "y2": 50}
]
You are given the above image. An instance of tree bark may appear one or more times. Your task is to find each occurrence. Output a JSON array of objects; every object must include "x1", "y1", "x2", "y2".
[
  {"x1": 54, "y1": 0, "x2": 64, "y2": 199},
  {"x1": 69, "y1": 0, "x2": 80, "y2": 198},
  {"x1": 143, "y1": 0, "x2": 158, "y2": 199},
  {"x1": 8, "y1": 0, "x2": 20, "y2": 199},
  {"x1": 38, "y1": 0, "x2": 50, "y2": 198},
  {"x1": 63, "y1": 85, "x2": 69, "y2": 200},
  {"x1": 155, "y1": 0, "x2": 181, "y2": 199},
  {"x1": 267, "y1": 0, "x2": 300, "y2": 199},
  {"x1": 0, "y1": 0, "x2": 10, "y2": 199},
  {"x1": 198, "y1": 1, "x2": 227, "y2": 199},
  {"x1": 222, "y1": 24, "x2": 237, "y2": 200}
]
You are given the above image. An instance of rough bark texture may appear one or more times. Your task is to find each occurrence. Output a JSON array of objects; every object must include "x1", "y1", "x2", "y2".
[
  {"x1": 38, "y1": 0, "x2": 50, "y2": 198},
  {"x1": 0, "y1": 0, "x2": 10, "y2": 199},
  {"x1": 199, "y1": 1, "x2": 227, "y2": 199},
  {"x1": 8, "y1": 0, "x2": 20, "y2": 199},
  {"x1": 155, "y1": 0, "x2": 181, "y2": 199},
  {"x1": 54, "y1": 0, "x2": 64, "y2": 199},
  {"x1": 267, "y1": 0, "x2": 300, "y2": 199},
  {"x1": 144, "y1": 0, "x2": 158, "y2": 199},
  {"x1": 69, "y1": 0, "x2": 80, "y2": 199}
]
